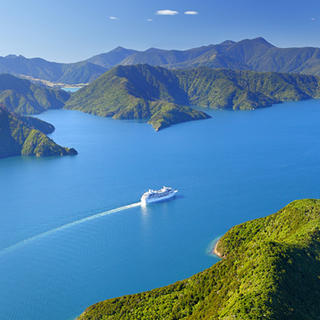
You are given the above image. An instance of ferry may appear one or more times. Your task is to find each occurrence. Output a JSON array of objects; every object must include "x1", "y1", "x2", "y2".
[{"x1": 141, "y1": 186, "x2": 178, "y2": 205}]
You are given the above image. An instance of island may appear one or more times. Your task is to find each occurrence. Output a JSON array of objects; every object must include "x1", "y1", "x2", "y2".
[{"x1": 78, "y1": 199, "x2": 320, "y2": 319}]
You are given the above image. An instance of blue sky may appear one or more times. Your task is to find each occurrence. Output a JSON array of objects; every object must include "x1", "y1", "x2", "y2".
[{"x1": 0, "y1": 0, "x2": 319, "y2": 62}]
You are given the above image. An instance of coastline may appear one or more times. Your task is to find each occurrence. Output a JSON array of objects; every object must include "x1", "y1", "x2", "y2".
[{"x1": 213, "y1": 239, "x2": 223, "y2": 258}]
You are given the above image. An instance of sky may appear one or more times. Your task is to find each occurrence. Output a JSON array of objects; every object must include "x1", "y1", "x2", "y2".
[{"x1": 0, "y1": 0, "x2": 319, "y2": 62}]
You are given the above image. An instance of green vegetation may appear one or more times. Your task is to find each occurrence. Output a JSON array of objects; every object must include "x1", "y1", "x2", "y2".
[
  {"x1": 78, "y1": 199, "x2": 320, "y2": 320},
  {"x1": 176, "y1": 67, "x2": 320, "y2": 110},
  {"x1": 0, "y1": 74, "x2": 70, "y2": 114},
  {"x1": 65, "y1": 65, "x2": 210, "y2": 130},
  {"x1": 65, "y1": 64, "x2": 320, "y2": 130},
  {"x1": 147, "y1": 101, "x2": 209, "y2": 131},
  {"x1": 0, "y1": 106, "x2": 77, "y2": 158},
  {"x1": 18, "y1": 115, "x2": 55, "y2": 134}
]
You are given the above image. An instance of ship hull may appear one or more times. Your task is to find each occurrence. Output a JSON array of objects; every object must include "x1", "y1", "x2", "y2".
[{"x1": 141, "y1": 190, "x2": 177, "y2": 205}]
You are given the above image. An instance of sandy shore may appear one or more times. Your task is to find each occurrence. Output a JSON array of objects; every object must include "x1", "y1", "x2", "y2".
[{"x1": 213, "y1": 239, "x2": 223, "y2": 258}]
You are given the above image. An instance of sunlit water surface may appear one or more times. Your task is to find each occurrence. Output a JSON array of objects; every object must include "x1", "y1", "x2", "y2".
[{"x1": 1, "y1": 99, "x2": 320, "y2": 319}]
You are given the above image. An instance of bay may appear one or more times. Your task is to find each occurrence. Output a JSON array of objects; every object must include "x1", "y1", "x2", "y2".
[{"x1": 1, "y1": 99, "x2": 320, "y2": 319}]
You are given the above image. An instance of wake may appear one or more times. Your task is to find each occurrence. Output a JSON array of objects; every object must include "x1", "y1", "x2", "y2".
[{"x1": 0, "y1": 202, "x2": 141, "y2": 257}]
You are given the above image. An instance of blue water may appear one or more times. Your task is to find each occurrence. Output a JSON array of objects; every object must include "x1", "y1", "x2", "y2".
[
  {"x1": 1, "y1": 100, "x2": 320, "y2": 320},
  {"x1": 62, "y1": 87, "x2": 82, "y2": 93}
]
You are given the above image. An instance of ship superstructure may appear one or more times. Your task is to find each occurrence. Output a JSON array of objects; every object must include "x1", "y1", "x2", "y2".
[{"x1": 141, "y1": 186, "x2": 178, "y2": 205}]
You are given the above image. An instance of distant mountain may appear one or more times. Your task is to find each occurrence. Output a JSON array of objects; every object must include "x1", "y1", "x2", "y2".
[
  {"x1": 4, "y1": 38, "x2": 320, "y2": 84},
  {"x1": 0, "y1": 55, "x2": 107, "y2": 84},
  {"x1": 86, "y1": 47, "x2": 138, "y2": 68},
  {"x1": 65, "y1": 64, "x2": 320, "y2": 130},
  {"x1": 0, "y1": 74, "x2": 70, "y2": 114},
  {"x1": 0, "y1": 106, "x2": 77, "y2": 158},
  {"x1": 88, "y1": 37, "x2": 320, "y2": 76},
  {"x1": 78, "y1": 199, "x2": 320, "y2": 320},
  {"x1": 57, "y1": 61, "x2": 106, "y2": 84}
]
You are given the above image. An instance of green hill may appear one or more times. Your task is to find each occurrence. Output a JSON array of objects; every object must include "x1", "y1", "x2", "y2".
[
  {"x1": 175, "y1": 67, "x2": 320, "y2": 110},
  {"x1": 64, "y1": 65, "x2": 211, "y2": 131},
  {"x1": 16, "y1": 114, "x2": 55, "y2": 134},
  {"x1": 65, "y1": 64, "x2": 320, "y2": 130},
  {"x1": 78, "y1": 199, "x2": 320, "y2": 320},
  {"x1": 0, "y1": 106, "x2": 77, "y2": 158},
  {"x1": 0, "y1": 74, "x2": 70, "y2": 114}
]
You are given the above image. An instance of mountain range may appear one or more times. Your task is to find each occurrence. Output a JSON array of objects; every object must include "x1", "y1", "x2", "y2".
[
  {"x1": 65, "y1": 64, "x2": 320, "y2": 130},
  {"x1": 0, "y1": 55, "x2": 106, "y2": 84},
  {"x1": 4, "y1": 38, "x2": 320, "y2": 84},
  {"x1": 1, "y1": 64, "x2": 319, "y2": 132},
  {"x1": 78, "y1": 199, "x2": 320, "y2": 320}
]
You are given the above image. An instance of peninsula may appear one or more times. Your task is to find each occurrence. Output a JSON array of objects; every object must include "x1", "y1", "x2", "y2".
[
  {"x1": 0, "y1": 105, "x2": 77, "y2": 158},
  {"x1": 65, "y1": 64, "x2": 320, "y2": 130},
  {"x1": 78, "y1": 199, "x2": 320, "y2": 319}
]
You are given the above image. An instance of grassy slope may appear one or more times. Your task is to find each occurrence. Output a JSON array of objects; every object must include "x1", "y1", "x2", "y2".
[
  {"x1": 65, "y1": 64, "x2": 320, "y2": 130},
  {"x1": 0, "y1": 106, "x2": 77, "y2": 158},
  {"x1": 0, "y1": 73, "x2": 70, "y2": 114},
  {"x1": 78, "y1": 199, "x2": 320, "y2": 320}
]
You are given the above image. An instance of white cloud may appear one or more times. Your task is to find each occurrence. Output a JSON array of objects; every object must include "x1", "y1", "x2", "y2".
[
  {"x1": 156, "y1": 10, "x2": 179, "y2": 16},
  {"x1": 147, "y1": 18, "x2": 153, "y2": 22},
  {"x1": 109, "y1": 16, "x2": 119, "y2": 20},
  {"x1": 184, "y1": 11, "x2": 199, "y2": 15}
]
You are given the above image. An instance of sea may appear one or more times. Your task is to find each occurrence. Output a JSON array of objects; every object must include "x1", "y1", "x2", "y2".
[{"x1": 0, "y1": 99, "x2": 320, "y2": 319}]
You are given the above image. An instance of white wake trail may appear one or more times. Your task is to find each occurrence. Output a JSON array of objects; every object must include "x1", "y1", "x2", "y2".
[{"x1": 0, "y1": 202, "x2": 141, "y2": 257}]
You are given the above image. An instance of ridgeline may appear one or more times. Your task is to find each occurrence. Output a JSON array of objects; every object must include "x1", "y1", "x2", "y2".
[
  {"x1": 5, "y1": 38, "x2": 320, "y2": 84},
  {"x1": 65, "y1": 64, "x2": 320, "y2": 130}
]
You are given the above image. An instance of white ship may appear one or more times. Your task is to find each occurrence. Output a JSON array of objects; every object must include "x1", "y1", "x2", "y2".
[{"x1": 141, "y1": 186, "x2": 178, "y2": 205}]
